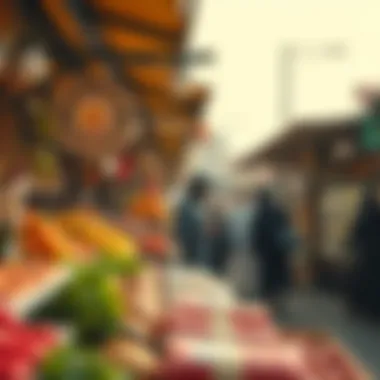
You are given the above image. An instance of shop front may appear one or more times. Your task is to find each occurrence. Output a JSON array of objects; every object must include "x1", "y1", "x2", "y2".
[{"x1": 237, "y1": 116, "x2": 380, "y2": 287}]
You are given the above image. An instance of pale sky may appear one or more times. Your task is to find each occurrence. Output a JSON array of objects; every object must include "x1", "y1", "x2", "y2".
[{"x1": 186, "y1": 0, "x2": 380, "y2": 160}]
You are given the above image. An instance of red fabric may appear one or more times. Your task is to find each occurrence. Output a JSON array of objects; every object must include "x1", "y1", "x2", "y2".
[
  {"x1": 155, "y1": 362, "x2": 214, "y2": 380},
  {"x1": 117, "y1": 156, "x2": 136, "y2": 180},
  {"x1": 169, "y1": 304, "x2": 213, "y2": 339},
  {"x1": 229, "y1": 306, "x2": 278, "y2": 344},
  {"x1": 163, "y1": 339, "x2": 308, "y2": 380},
  {"x1": 167, "y1": 302, "x2": 276, "y2": 342}
]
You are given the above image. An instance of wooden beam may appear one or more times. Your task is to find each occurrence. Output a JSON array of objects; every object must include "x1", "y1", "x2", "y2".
[
  {"x1": 64, "y1": 1, "x2": 150, "y2": 106},
  {"x1": 18, "y1": 0, "x2": 84, "y2": 69},
  {"x1": 100, "y1": 11, "x2": 181, "y2": 43},
  {"x1": 102, "y1": 26, "x2": 174, "y2": 54},
  {"x1": 176, "y1": 0, "x2": 200, "y2": 79}
]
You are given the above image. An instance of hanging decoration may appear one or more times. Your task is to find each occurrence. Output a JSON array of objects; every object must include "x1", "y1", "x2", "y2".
[
  {"x1": 155, "y1": 114, "x2": 190, "y2": 160},
  {"x1": 52, "y1": 74, "x2": 142, "y2": 160}
]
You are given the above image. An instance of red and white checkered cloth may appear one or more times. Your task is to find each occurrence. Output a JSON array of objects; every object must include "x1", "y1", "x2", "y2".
[
  {"x1": 159, "y1": 302, "x2": 368, "y2": 380},
  {"x1": 156, "y1": 303, "x2": 320, "y2": 379},
  {"x1": 159, "y1": 338, "x2": 313, "y2": 380},
  {"x1": 168, "y1": 302, "x2": 278, "y2": 343}
]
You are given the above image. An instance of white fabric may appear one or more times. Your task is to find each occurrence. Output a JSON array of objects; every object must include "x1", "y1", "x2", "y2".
[
  {"x1": 6, "y1": 175, "x2": 32, "y2": 229},
  {"x1": 100, "y1": 156, "x2": 118, "y2": 177},
  {"x1": 227, "y1": 249, "x2": 259, "y2": 299},
  {"x1": 2, "y1": 175, "x2": 33, "y2": 258},
  {"x1": 167, "y1": 266, "x2": 235, "y2": 307}
]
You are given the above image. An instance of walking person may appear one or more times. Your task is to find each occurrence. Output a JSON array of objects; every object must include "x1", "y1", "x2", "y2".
[
  {"x1": 174, "y1": 176, "x2": 210, "y2": 266},
  {"x1": 347, "y1": 185, "x2": 380, "y2": 321},
  {"x1": 250, "y1": 189, "x2": 297, "y2": 311},
  {"x1": 207, "y1": 206, "x2": 231, "y2": 277}
]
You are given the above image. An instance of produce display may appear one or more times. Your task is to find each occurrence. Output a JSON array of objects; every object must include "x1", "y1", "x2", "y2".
[
  {"x1": 138, "y1": 232, "x2": 171, "y2": 259},
  {"x1": 0, "y1": 1, "x2": 215, "y2": 379},
  {"x1": 58, "y1": 210, "x2": 137, "y2": 261},
  {"x1": 0, "y1": 309, "x2": 61, "y2": 380},
  {"x1": 39, "y1": 346, "x2": 127, "y2": 380},
  {"x1": 20, "y1": 212, "x2": 83, "y2": 262},
  {"x1": 0, "y1": 263, "x2": 69, "y2": 317},
  {"x1": 0, "y1": 188, "x2": 373, "y2": 380},
  {"x1": 36, "y1": 261, "x2": 127, "y2": 345},
  {"x1": 128, "y1": 187, "x2": 168, "y2": 224},
  {"x1": 104, "y1": 339, "x2": 159, "y2": 377}
]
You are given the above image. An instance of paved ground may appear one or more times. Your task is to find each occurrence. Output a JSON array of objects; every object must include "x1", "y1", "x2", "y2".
[{"x1": 277, "y1": 289, "x2": 380, "y2": 378}]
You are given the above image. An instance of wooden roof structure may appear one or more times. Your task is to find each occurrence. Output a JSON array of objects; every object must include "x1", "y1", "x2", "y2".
[
  {"x1": 11, "y1": 2, "x2": 199, "y2": 102},
  {"x1": 0, "y1": 0, "x2": 212, "y2": 118},
  {"x1": 0, "y1": 0, "x2": 211, "y2": 180},
  {"x1": 239, "y1": 116, "x2": 361, "y2": 169}
]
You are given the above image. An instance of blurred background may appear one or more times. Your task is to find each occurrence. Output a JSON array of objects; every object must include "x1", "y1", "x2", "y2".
[{"x1": 0, "y1": 1, "x2": 379, "y2": 379}]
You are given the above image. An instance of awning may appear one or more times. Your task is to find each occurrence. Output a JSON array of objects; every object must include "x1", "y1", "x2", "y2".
[
  {"x1": 0, "y1": 0, "x2": 211, "y2": 176},
  {"x1": 238, "y1": 116, "x2": 360, "y2": 169}
]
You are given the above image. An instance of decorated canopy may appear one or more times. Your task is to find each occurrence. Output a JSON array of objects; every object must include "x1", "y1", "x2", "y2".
[{"x1": 0, "y1": 0, "x2": 211, "y2": 183}]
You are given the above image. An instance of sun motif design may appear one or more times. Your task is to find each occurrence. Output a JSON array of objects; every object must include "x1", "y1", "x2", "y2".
[{"x1": 74, "y1": 95, "x2": 114, "y2": 135}]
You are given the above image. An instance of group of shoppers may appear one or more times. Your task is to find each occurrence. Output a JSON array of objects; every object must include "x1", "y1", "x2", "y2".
[
  {"x1": 176, "y1": 175, "x2": 380, "y2": 322},
  {"x1": 174, "y1": 176, "x2": 298, "y2": 305}
]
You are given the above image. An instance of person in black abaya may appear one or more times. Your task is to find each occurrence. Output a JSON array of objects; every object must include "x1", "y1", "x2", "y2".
[
  {"x1": 348, "y1": 187, "x2": 380, "y2": 320},
  {"x1": 175, "y1": 176, "x2": 210, "y2": 266},
  {"x1": 250, "y1": 189, "x2": 296, "y2": 305},
  {"x1": 207, "y1": 209, "x2": 231, "y2": 277}
]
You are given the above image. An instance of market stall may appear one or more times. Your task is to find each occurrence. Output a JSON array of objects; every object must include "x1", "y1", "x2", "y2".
[{"x1": 0, "y1": 1, "x2": 211, "y2": 379}]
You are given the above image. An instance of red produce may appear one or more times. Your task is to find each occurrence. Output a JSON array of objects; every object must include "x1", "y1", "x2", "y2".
[
  {"x1": 0, "y1": 353, "x2": 34, "y2": 380},
  {"x1": 5, "y1": 358, "x2": 33, "y2": 380},
  {"x1": 31, "y1": 325, "x2": 59, "y2": 347},
  {"x1": 0, "y1": 310, "x2": 17, "y2": 327},
  {"x1": 14, "y1": 329, "x2": 50, "y2": 364},
  {"x1": 0, "y1": 311, "x2": 59, "y2": 378},
  {"x1": 140, "y1": 234, "x2": 169, "y2": 258}
]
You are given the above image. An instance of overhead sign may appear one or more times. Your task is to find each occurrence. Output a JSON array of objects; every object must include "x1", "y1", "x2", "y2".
[{"x1": 360, "y1": 114, "x2": 380, "y2": 152}]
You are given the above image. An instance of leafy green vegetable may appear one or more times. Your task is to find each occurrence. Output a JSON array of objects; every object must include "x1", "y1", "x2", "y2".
[{"x1": 39, "y1": 346, "x2": 129, "y2": 380}]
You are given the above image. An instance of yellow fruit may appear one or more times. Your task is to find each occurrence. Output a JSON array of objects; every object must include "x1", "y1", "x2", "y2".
[{"x1": 57, "y1": 211, "x2": 138, "y2": 259}]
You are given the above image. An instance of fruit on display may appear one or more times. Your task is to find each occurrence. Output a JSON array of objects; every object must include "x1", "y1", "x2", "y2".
[
  {"x1": 33, "y1": 149, "x2": 58, "y2": 178},
  {"x1": 0, "y1": 263, "x2": 62, "y2": 305},
  {"x1": 58, "y1": 210, "x2": 138, "y2": 261},
  {"x1": 44, "y1": 262, "x2": 125, "y2": 345},
  {"x1": 139, "y1": 233, "x2": 170, "y2": 258},
  {"x1": 95, "y1": 255, "x2": 143, "y2": 277},
  {"x1": 128, "y1": 190, "x2": 168, "y2": 223},
  {"x1": 0, "y1": 309, "x2": 60, "y2": 380},
  {"x1": 39, "y1": 346, "x2": 127, "y2": 380},
  {"x1": 20, "y1": 212, "x2": 80, "y2": 261},
  {"x1": 104, "y1": 339, "x2": 159, "y2": 377}
]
